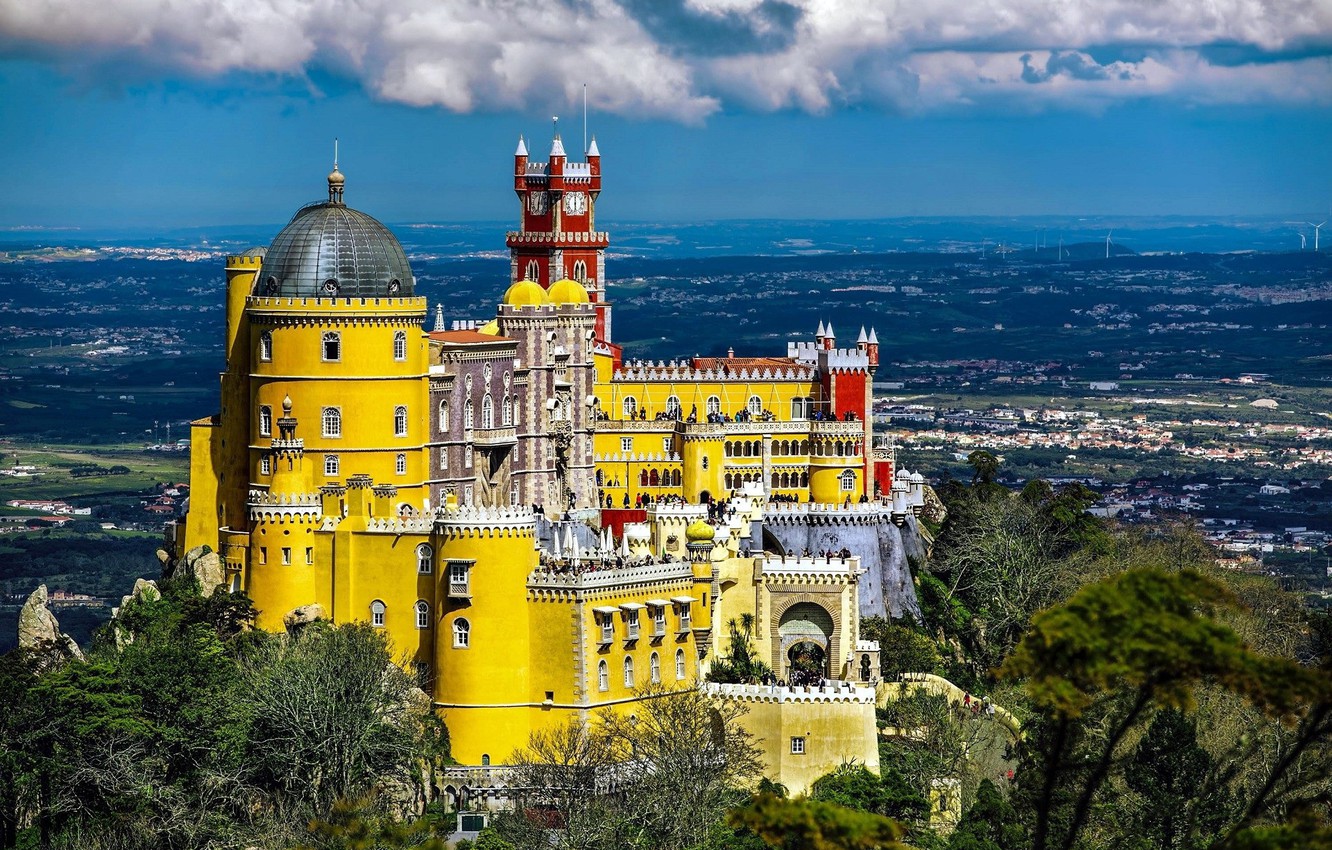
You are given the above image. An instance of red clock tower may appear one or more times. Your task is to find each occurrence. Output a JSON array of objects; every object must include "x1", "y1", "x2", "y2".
[{"x1": 507, "y1": 132, "x2": 612, "y2": 343}]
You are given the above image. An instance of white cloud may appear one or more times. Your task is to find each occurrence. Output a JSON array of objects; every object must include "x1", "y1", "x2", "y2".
[{"x1": 1, "y1": 0, "x2": 1328, "y2": 118}]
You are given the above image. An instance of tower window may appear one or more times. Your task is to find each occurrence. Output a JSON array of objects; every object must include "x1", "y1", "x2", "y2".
[
  {"x1": 393, "y1": 331, "x2": 407, "y2": 361},
  {"x1": 324, "y1": 454, "x2": 340, "y2": 476},
  {"x1": 322, "y1": 332, "x2": 341, "y2": 362},
  {"x1": 622, "y1": 396, "x2": 637, "y2": 418},
  {"x1": 675, "y1": 648, "x2": 686, "y2": 680},
  {"x1": 623, "y1": 656, "x2": 635, "y2": 689},
  {"x1": 791, "y1": 737, "x2": 806, "y2": 755},
  {"x1": 370, "y1": 600, "x2": 386, "y2": 628},
  {"x1": 650, "y1": 652, "x2": 661, "y2": 684},
  {"x1": 464, "y1": 399, "x2": 474, "y2": 430},
  {"x1": 665, "y1": 395, "x2": 681, "y2": 419},
  {"x1": 525, "y1": 259, "x2": 539, "y2": 282},
  {"x1": 598, "y1": 660, "x2": 609, "y2": 692},
  {"x1": 706, "y1": 396, "x2": 720, "y2": 416},
  {"x1": 840, "y1": 470, "x2": 857, "y2": 492},
  {"x1": 322, "y1": 407, "x2": 341, "y2": 438},
  {"x1": 260, "y1": 455, "x2": 271, "y2": 476},
  {"x1": 573, "y1": 260, "x2": 587, "y2": 282},
  {"x1": 415, "y1": 600, "x2": 429, "y2": 630},
  {"x1": 394, "y1": 405, "x2": 408, "y2": 437},
  {"x1": 438, "y1": 400, "x2": 449, "y2": 433},
  {"x1": 258, "y1": 331, "x2": 272, "y2": 362},
  {"x1": 502, "y1": 394, "x2": 512, "y2": 426},
  {"x1": 482, "y1": 394, "x2": 494, "y2": 429},
  {"x1": 258, "y1": 405, "x2": 272, "y2": 437},
  {"x1": 747, "y1": 395, "x2": 763, "y2": 415},
  {"x1": 417, "y1": 544, "x2": 433, "y2": 574},
  {"x1": 396, "y1": 453, "x2": 406, "y2": 475},
  {"x1": 453, "y1": 618, "x2": 470, "y2": 648},
  {"x1": 621, "y1": 437, "x2": 633, "y2": 453}
]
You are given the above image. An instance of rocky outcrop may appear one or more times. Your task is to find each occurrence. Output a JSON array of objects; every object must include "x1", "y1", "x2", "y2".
[
  {"x1": 283, "y1": 603, "x2": 328, "y2": 636},
  {"x1": 165, "y1": 545, "x2": 227, "y2": 595},
  {"x1": 18, "y1": 584, "x2": 84, "y2": 661},
  {"x1": 920, "y1": 484, "x2": 947, "y2": 532}
]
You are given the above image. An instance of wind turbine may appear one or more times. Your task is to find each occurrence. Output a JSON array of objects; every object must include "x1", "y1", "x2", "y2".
[
  {"x1": 1298, "y1": 231, "x2": 1307, "y2": 251},
  {"x1": 1057, "y1": 235, "x2": 1065, "y2": 261},
  {"x1": 1105, "y1": 230, "x2": 1114, "y2": 259},
  {"x1": 1308, "y1": 221, "x2": 1326, "y2": 252}
]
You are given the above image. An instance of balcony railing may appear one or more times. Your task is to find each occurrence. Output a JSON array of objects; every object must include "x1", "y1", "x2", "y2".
[
  {"x1": 448, "y1": 579, "x2": 471, "y2": 599},
  {"x1": 470, "y1": 426, "x2": 517, "y2": 448}
]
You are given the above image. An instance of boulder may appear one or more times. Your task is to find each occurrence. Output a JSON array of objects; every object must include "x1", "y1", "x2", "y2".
[
  {"x1": 17, "y1": 584, "x2": 83, "y2": 661},
  {"x1": 110, "y1": 578, "x2": 161, "y2": 649},
  {"x1": 190, "y1": 550, "x2": 226, "y2": 595},
  {"x1": 283, "y1": 603, "x2": 328, "y2": 636}
]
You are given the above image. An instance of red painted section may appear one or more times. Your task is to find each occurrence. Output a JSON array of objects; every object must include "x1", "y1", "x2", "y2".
[
  {"x1": 600, "y1": 509, "x2": 647, "y2": 539},
  {"x1": 832, "y1": 371, "x2": 867, "y2": 419}
]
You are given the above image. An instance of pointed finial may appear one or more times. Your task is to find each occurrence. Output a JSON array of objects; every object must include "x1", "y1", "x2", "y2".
[{"x1": 327, "y1": 137, "x2": 345, "y2": 204}]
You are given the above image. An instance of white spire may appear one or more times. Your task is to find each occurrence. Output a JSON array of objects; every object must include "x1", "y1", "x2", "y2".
[
  {"x1": 825, "y1": 322, "x2": 835, "y2": 339},
  {"x1": 868, "y1": 327, "x2": 879, "y2": 345},
  {"x1": 433, "y1": 303, "x2": 445, "y2": 332},
  {"x1": 550, "y1": 134, "x2": 566, "y2": 157},
  {"x1": 515, "y1": 135, "x2": 528, "y2": 157},
  {"x1": 816, "y1": 320, "x2": 826, "y2": 337},
  {"x1": 587, "y1": 135, "x2": 600, "y2": 157},
  {"x1": 856, "y1": 325, "x2": 868, "y2": 344}
]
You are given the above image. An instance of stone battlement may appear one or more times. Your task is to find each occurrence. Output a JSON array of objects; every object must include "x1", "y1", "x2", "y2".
[{"x1": 702, "y1": 681, "x2": 877, "y2": 705}]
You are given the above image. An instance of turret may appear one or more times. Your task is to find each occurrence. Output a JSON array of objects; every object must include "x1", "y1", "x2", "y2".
[
  {"x1": 587, "y1": 135, "x2": 600, "y2": 178},
  {"x1": 824, "y1": 321, "x2": 836, "y2": 351},
  {"x1": 513, "y1": 135, "x2": 528, "y2": 192},
  {"x1": 815, "y1": 320, "x2": 826, "y2": 349},
  {"x1": 866, "y1": 327, "x2": 879, "y2": 369},
  {"x1": 856, "y1": 326, "x2": 868, "y2": 354}
]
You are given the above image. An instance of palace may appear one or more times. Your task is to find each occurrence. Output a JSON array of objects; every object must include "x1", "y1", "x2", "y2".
[{"x1": 175, "y1": 133, "x2": 929, "y2": 797}]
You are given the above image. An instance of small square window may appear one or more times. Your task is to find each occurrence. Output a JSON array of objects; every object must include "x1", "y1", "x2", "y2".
[
  {"x1": 258, "y1": 547, "x2": 267, "y2": 565},
  {"x1": 281, "y1": 547, "x2": 291, "y2": 566},
  {"x1": 260, "y1": 456, "x2": 271, "y2": 475},
  {"x1": 621, "y1": 437, "x2": 633, "y2": 453},
  {"x1": 791, "y1": 737, "x2": 806, "y2": 755},
  {"x1": 305, "y1": 547, "x2": 314, "y2": 565},
  {"x1": 662, "y1": 437, "x2": 672, "y2": 453}
]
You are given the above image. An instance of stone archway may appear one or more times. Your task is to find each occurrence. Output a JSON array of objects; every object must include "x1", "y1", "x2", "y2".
[{"x1": 777, "y1": 601, "x2": 834, "y2": 680}]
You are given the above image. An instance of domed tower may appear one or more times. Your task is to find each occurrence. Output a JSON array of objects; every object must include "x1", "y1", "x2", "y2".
[{"x1": 192, "y1": 162, "x2": 430, "y2": 630}]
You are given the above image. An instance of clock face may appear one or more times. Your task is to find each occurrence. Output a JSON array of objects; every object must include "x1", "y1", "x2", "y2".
[
  {"x1": 527, "y1": 192, "x2": 548, "y2": 215},
  {"x1": 563, "y1": 191, "x2": 588, "y2": 215}
]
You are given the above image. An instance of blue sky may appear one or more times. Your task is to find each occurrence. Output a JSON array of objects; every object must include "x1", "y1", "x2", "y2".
[{"x1": 1, "y1": 0, "x2": 1330, "y2": 229}]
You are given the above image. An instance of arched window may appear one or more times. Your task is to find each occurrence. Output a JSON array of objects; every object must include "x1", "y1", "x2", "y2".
[
  {"x1": 675, "y1": 648, "x2": 686, "y2": 680},
  {"x1": 623, "y1": 656, "x2": 635, "y2": 688},
  {"x1": 706, "y1": 396, "x2": 720, "y2": 416},
  {"x1": 801, "y1": 471, "x2": 810, "y2": 487},
  {"x1": 639, "y1": 469, "x2": 649, "y2": 487},
  {"x1": 258, "y1": 331, "x2": 272, "y2": 362},
  {"x1": 322, "y1": 407, "x2": 342, "y2": 438},
  {"x1": 622, "y1": 396, "x2": 637, "y2": 418},
  {"x1": 671, "y1": 469, "x2": 681, "y2": 487},
  {"x1": 598, "y1": 659, "x2": 609, "y2": 692},
  {"x1": 841, "y1": 470, "x2": 857, "y2": 492},
  {"x1": 724, "y1": 473, "x2": 733, "y2": 489},
  {"x1": 370, "y1": 600, "x2": 386, "y2": 628},
  {"x1": 322, "y1": 331, "x2": 341, "y2": 362},
  {"x1": 258, "y1": 405, "x2": 272, "y2": 437},
  {"x1": 573, "y1": 260, "x2": 587, "y2": 282},
  {"x1": 464, "y1": 399, "x2": 474, "y2": 430},
  {"x1": 836, "y1": 440, "x2": 845, "y2": 457},
  {"x1": 453, "y1": 618, "x2": 470, "y2": 648},
  {"x1": 747, "y1": 395, "x2": 763, "y2": 415},
  {"x1": 481, "y1": 753, "x2": 491, "y2": 766},
  {"x1": 324, "y1": 454, "x2": 340, "y2": 476},
  {"x1": 742, "y1": 441, "x2": 752, "y2": 458},
  {"x1": 791, "y1": 397, "x2": 805, "y2": 420},
  {"x1": 394, "y1": 406, "x2": 408, "y2": 437},
  {"x1": 393, "y1": 331, "x2": 407, "y2": 362},
  {"x1": 596, "y1": 469, "x2": 605, "y2": 486},
  {"x1": 482, "y1": 394, "x2": 494, "y2": 428},
  {"x1": 502, "y1": 394, "x2": 512, "y2": 426},
  {"x1": 525, "y1": 259, "x2": 539, "y2": 281},
  {"x1": 511, "y1": 481, "x2": 520, "y2": 506},
  {"x1": 801, "y1": 439, "x2": 810, "y2": 455},
  {"x1": 415, "y1": 601, "x2": 429, "y2": 629},
  {"x1": 771, "y1": 472, "x2": 780, "y2": 489},
  {"x1": 649, "y1": 469, "x2": 660, "y2": 487},
  {"x1": 396, "y1": 453, "x2": 406, "y2": 475},
  {"x1": 438, "y1": 400, "x2": 449, "y2": 432},
  {"x1": 417, "y1": 544, "x2": 432, "y2": 574},
  {"x1": 665, "y1": 395, "x2": 682, "y2": 419},
  {"x1": 724, "y1": 442, "x2": 733, "y2": 458},
  {"x1": 650, "y1": 652, "x2": 661, "y2": 684}
]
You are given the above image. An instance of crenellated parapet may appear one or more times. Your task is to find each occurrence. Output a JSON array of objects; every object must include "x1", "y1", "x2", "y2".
[
  {"x1": 435, "y1": 504, "x2": 537, "y2": 537},
  {"x1": 612, "y1": 361, "x2": 815, "y2": 383},
  {"x1": 365, "y1": 515, "x2": 434, "y2": 534},
  {"x1": 758, "y1": 554, "x2": 863, "y2": 584},
  {"x1": 764, "y1": 502, "x2": 888, "y2": 527},
  {"x1": 527, "y1": 559, "x2": 694, "y2": 594},
  {"x1": 594, "y1": 451, "x2": 683, "y2": 463},
  {"x1": 247, "y1": 489, "x2": 323, "y2": 522},
  {"x1": 702, "y1": 680, "x2": 877, "y2": 705}
]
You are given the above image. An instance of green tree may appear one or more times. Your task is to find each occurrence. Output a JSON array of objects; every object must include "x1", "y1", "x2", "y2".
[
  {"x1": 810, "y1": 764, "x2": 928, "y2": 825},
  {"x1": 947, "y1": 780, "x2": 1025, "y2": 850},
  {"x1": 1125, "y1": 709, "x2": 1230, "y2": 850},
  {"x1": 727, "y1": 794, "x2": 907, "y2": 850}
]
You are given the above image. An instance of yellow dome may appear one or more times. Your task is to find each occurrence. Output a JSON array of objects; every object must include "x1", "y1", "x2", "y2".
[
  {"x1": 477, "y1": 319, "x2": 500, "y2": 336},
  {"x1": 685, "y1": 518, "x2": 716, "y2": 542},
  {"x1": 503, "y1": 280, "x2": 549, "y2": 307},
  {"x1": 547, "y1": 278, "x2": 591, "y2": 305}
]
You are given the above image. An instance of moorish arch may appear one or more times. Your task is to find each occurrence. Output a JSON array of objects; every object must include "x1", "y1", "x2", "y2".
[{"x1": 769, "y1": 595, "x2": 842, "y2": 676}]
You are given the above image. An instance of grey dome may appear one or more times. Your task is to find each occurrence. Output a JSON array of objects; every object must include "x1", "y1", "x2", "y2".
[{"x1": 256, "y1": 201, "x2": 414, "y2": 298}]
